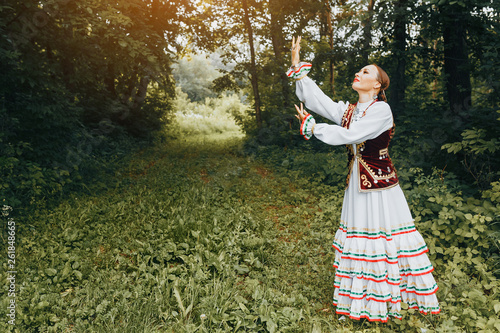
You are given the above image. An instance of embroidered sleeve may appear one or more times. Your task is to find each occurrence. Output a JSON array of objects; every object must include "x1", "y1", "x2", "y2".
[
  {"x1": 300, "y1": 113, "x2": 316, "y2": 140},
  {"x1": 294, "y1": 78, "x2": 348, "y2": 125},
  {"x1": 313, "y1": 103, "x2": 394, "y2": 146},
  {"x1": 286, "y1": 62, "x2": 312, "y2": 80}
]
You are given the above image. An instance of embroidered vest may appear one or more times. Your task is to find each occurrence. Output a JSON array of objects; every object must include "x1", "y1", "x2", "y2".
[{"x1": 341, "y1": 103, "x2": 399, "y2": 192}]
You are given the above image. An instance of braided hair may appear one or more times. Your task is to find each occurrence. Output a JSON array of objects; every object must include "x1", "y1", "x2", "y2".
[{"x1": 371, "y1": 64, "x2": 390, "y2": 102}]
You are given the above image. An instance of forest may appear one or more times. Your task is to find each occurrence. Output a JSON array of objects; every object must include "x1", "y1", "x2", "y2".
[{"x1": 1, "y1": 0, "x2": 499, "y2": 332}]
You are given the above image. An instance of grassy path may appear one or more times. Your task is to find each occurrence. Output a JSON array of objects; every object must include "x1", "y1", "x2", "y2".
[{"x1": 2, "y1": 135, "x2": 438, "y2": 332}]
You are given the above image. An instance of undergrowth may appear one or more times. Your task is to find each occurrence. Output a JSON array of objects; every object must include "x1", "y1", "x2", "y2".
[{"x1": 0, "y1": 134, "x2": 499, "y2": 332}]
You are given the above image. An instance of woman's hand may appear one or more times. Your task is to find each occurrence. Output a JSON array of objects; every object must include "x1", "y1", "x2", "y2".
[
  {"x1": 295, "y1": 103, "x2": 316, "y2": 137},
  {"x1": 295, "y1": 103, "x2": 307, "y2": 122},
  {"x1": 291, "y1": 36, "x2": 301, "y2": 67}
]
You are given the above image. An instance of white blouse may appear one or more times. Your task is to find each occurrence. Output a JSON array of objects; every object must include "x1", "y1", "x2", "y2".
[{"x1": 296, "y1": 76, "x2": 394, "y2": 146}]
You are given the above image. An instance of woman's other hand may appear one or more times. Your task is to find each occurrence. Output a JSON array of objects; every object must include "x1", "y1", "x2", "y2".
[
  {"x1": 295, "y1": 103, "x2": 307, "y2": 122},
  {"x1": 291, "y1": 36, "x2": 301, "y2": 67}
]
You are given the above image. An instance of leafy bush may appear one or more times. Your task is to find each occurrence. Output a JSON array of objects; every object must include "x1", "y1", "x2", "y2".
[
  {"x1": 1, "y1": 1, "x2": 179, "y2": 209},
  {"x1": 397, "y1": 168, "x2": 500, "y2": 332},
  {"x1": 173, "y1": 87, "x2": 246, "y2": 138},
  {"x1": 442, "y1": 126, "x2": 500, "y2": 190},
  {"x1": 0, "y1": 139, "x2": 301, "y2": 332},
  {"x1": 1, "y1": 133, "x2": 499, "y2": 332}
]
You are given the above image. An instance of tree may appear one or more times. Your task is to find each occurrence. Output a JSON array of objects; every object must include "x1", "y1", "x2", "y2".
[
  {"x1": 361, "y1": 0, "x2": 375, "y2": 65},
  {"x1": 319, "y1": 0, "x2": 336, "y2": 95},
  {"x1": 202, "y1": 0, "x2": 265, "y2": 129},
  {"x1": 0, "y1": 0, "x2": 197, "y2": 205},
  {"x1": 439, "y1": 1, "x2": 472, "y2": 117},
  {"x1": 268, "y1": 0, "x2": 292, "y2": 107},
  {"x1": 172, "y1": 53, "x2": 222, "y2": 102},
  {"x1": 390, "y1": 0, "x2": 408, "y2": 114},
  {"x1": 242, "y1": 0, "x2": 263, "y2": 128}
]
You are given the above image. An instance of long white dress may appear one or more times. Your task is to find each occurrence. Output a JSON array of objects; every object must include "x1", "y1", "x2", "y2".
[{"x1": 295, "y1": 75, "x2": 441, "y2": 322}]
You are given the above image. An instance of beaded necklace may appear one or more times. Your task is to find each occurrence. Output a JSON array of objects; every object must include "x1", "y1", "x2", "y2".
[{"x1": 353, "y1": 98, "x2": 378, "y2": 122}]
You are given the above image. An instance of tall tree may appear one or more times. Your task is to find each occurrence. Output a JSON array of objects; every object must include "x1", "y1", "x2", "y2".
[
  {"x1": 242, "y1": 0, "x2": 263, "y2": 128},
  {"x1": 203, "y1": 0, "x2": 266, "y2": 128},
  {"x1": 0, "y1": 0, "x2": 197, "y2": 205},
  {"x1": 361, "y1": 0, "x2": 375, "y2": 65},
  {"x1": 268, "y1": 0, "x2": 292, "y2": 107},
  {"x1": 439, "y1": 1, "x2": 472, "y2": 116},
  {"x1": 320, "y1": 0, "x2": 336, "y2": 95},
  {"x1": 390, "y1": 0, "x2": 408, "y2": 114}
]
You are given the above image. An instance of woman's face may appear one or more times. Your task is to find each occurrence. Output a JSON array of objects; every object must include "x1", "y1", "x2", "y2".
[{"x1": 352, "y1": 65, "x2": 381, "y2": 93}]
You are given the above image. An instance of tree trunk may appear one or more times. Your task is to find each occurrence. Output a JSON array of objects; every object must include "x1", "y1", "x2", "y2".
[
  {"x1": 320, "y1": 0, "x2": 335, "y2": 95},
  {"x1": 361, "y1": 0, "x2": 375, "y2": 64},
  {"x1": 442, "y1": 4, "x2": 471, "y2": 117},
  {"x1": 432, "y1": 40, "x2": 439, "y2": 100},
  {"x1": 242, "y1": 0, "x2": 262, "y2": 128},
  {"x1": 391, "y1": 0, "x2": 407, "y2": 114},
  {"x1": 269, "y1": 0, "x2": 291, "y2": 108},
  {"x1": 327, "y1": 1, "x2": 334, "y2": 96}
]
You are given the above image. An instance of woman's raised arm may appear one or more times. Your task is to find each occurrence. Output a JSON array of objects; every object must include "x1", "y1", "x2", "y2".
[{"x1": 288, "y1": 36, "x2": 347, "y2": 124}]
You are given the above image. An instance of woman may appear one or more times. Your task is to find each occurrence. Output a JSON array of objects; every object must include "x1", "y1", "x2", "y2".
[{"x1": 289, "y1": 36, "x2": 440, "y2": 322}]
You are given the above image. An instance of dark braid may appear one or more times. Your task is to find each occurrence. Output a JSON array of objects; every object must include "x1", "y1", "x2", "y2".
[{"x1": 371, "y1": 64, "x2": 390, "y2": 102}]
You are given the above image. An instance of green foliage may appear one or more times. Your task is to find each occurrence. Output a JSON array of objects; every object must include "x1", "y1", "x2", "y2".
[
  {"x1": 198, "y1": 0, "x2": 500, "y2": 199},
  {"x1": 0, "y1": 138, "x2": 305, "y2": 332},
  {"x1": 2, "y1": 0, "x2": 500, "y2": 330},
  {"x1": 173, "y1": 52, "x2": 234, "y2": 102},
  {"x1": 400, "y1": 168, "x2": 500, "y2": 332},
  {"x1": 2, "y1": 135, "x2": 498, "y2": 332},
  {"x1": 255, "y1": 145, "x2": 500, "y2": 332},
  {"x1": 243, "y1": 140, "x2": 347, "y2": 189},
  {"x1": 172, "y1": 87, "x2": 247, "y2": 138},
  {"x1": 442, "y1": 127, "x2": 500, "y2": 189},
  {"x1": 0, "y1": 0, "x2": 186, "y2": 207}
]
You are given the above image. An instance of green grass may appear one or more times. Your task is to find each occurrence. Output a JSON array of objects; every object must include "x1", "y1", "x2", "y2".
[
  {"x1": 0, "y1": 135, "x2": 333, "y2": 332},
  {"x1": 1, "y1": 133, "x2": 499, "y2": 332}
]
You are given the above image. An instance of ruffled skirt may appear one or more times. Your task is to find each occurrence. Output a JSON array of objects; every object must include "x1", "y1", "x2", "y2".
[{"x1": 332, "y1": 159, "x2": 440, "y2": 322}]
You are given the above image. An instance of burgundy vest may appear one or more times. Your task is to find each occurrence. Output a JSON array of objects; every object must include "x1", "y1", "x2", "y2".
[{"x1": 341, "y1": 103, "x2": 399, "y2": 192}]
